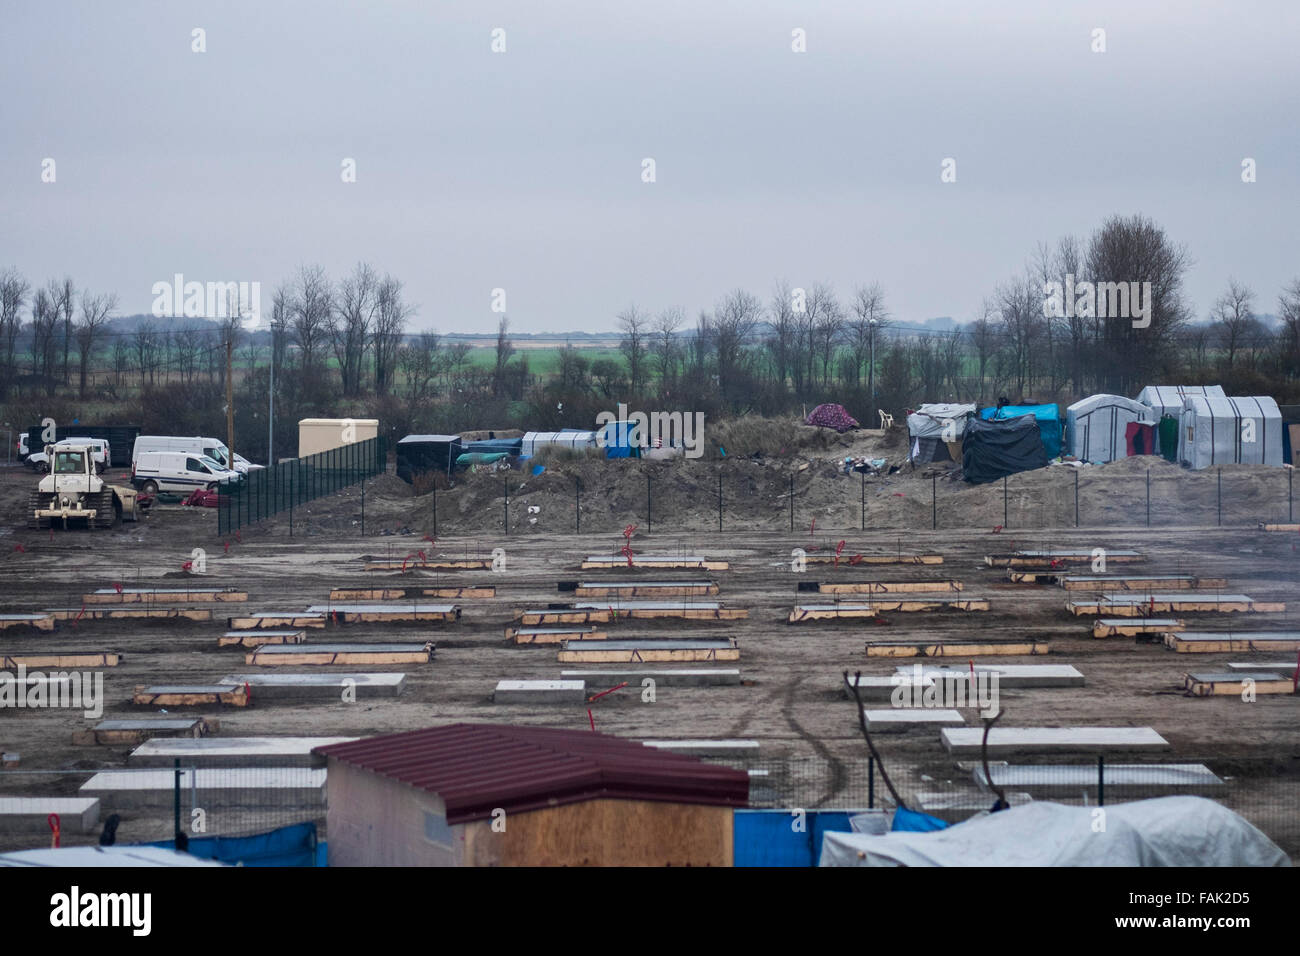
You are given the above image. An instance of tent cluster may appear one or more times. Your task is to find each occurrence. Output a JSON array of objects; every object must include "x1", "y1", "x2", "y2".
[{"x1": 906, "y1": 385, "x2": 1292, "y2": 485}]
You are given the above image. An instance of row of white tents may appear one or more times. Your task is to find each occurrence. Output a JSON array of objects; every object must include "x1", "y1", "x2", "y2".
[{"x1": 908, "y1": 385, "x2": 1286, "y2": 470}]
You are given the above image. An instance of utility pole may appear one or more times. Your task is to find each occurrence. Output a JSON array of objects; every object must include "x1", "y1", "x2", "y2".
[
  {"x1": 267, "y1": 334, "x2": 274, "y2": 466},
  {"x1": 868, "y1": 318, "x2": 877, "y2": 423}
]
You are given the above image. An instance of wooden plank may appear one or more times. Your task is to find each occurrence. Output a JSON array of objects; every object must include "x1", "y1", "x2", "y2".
[
  {"x1": 865, "y1": 641, "x2": 1048, "y2": 658},
  {"x1": 518, "y1": 608, "x2": 613, "y2": 626},
  {"x1": 558, "y1": 639, "x2": 739, "y2": 663},
  {"x1": 218, "y1": 629, "x2": 306, "y2": 648},
  {"x1": 245, "y1": 642, "x2": 434, "y2": 666},
  {"x1": 1092, "y1": 618, "x2": 1184, "y2": 637},
  {"x1": 1058, "y1": 575, "x2": 1228, "y2": 591},
  {"x1": 789, "y1": 604, "x2": 877, "y2": 621},
  {"x1": 800, "y1": 554, "x2": 943, "y2": 565},
  {"x1": 1259, "y1": 523, "x2": 1300, "y2": 532},
  {"x1": 2, "y1": 652, "x2": 119, "y2": 668},
  {"x1": 329, "y1": 586, "x2": 494, "y2": 600},
  {"x1": 571, "y1": 582, "x2": 720, "y2": 597},
  {"x1": 0, "y1": 613, "x2": 55, "y2": 632},
  {"x1": 1183, "y1": 673, "x2": 1295, "y2": 697},
  {"x1": 306, "y1": 603, "x2": 460, "y2": 623},
  {"x1": 1163, "y1": 632, "x2": 1300, "y2": 654},
  {"x1": 810, "y1": 580, "x2": 963, "y2": 594},
  {"x1": 1070, "y1": 595, "x2": 1284, "y2": 616},
  {"x1": 228, "y1": 612, "x2": 327, "y2": 629},
  {"x1": 364, "y1": 558, "x2": 493, "y2": 571},
  {"x1": 789, "y1": 599, "x2": 987, "y2": 621},
  {"x1": 82, "y1": 588, "x2": 247, "y2": 604},
  {"x1": 72, "y1": 717, "x2": 212, "y2": 745},
  {"x1": 47, "y1": 606, "x2": 213, "y2": 621},
  {"x1": 580, "y1": 556, "x2": 729, "y2": 570},
  {"x1": 509, "y1": 627, "x2": 609, "y2": 645},
  {"x1": 132, "y1": 684, "x2": 249, "y2": 707},
  {"x1": 986, "y1": 550, "x2": 1142, "y2": 568}
]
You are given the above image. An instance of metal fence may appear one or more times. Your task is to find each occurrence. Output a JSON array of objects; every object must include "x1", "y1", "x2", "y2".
[
  {"x1": 216, "y1": 436, "x2": 387, "y2": 536},
  {"x1": 707, "y1": 754, "x2": 1300, "y2": 859},
  {"x1": 0, "y1": 766, "x2": 327, "y2": 853}
]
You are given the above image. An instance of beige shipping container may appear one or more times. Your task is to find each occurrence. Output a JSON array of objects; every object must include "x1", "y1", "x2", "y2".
[{"x1": 298, "y1": 418, "x2": 378, "y2": 458}]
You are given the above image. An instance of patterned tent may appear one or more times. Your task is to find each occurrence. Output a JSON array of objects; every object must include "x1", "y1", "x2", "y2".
[{"x1": 805, "y1": 404, "x2": 859, "y2": 432}]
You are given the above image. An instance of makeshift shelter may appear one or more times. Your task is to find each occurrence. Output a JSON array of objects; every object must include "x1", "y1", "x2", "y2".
[
  {"x1": 907, "y1": 403, "x2": 975, "y2": 464},
  {"x1": 1064, "y1": 395, "x2": 1154, "y2": 462},
  {"x1": 395, "y1": 434, "x2": 463, "y2": 483},
  {"x1": 1177, "y1": 396, "x2": 1282, "y2": 469},
  {"x1": 598, "y1": 420, "x2": 642, "y2": 459},
  {"x1": 818, "y1": 797, "x2": 1288, "y2": 867},
  {"x1": 805, "y1": 404, "x2": 859, "y2": 432},
  {"x1": 315, "y1": 724, "x2": 748, "y2": 866},
  {"x1": 979, "y1": 404, "x2": 1063, "y2": 458},
  {"x1": 520, "y1": 431, "x2": 597, "y2": 456},
  {"x1": 962, "y1": 415, "x2": 1049, "y2": 484},
  {"x1": 463, "y1": 437, "x2": 522, "y2": 457}
]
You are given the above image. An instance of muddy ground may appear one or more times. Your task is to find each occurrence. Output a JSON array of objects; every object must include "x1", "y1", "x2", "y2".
[{"x1": 0, "y1": 459, "x2": 1297, "y2": 856}]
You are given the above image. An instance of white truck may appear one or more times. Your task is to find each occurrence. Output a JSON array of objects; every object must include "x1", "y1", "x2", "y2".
[
  {"x1": 27, "y1": 437, "x2": 111, "y2": 474},
  {"x1": 29, "y1": 443, "x2": 148, "y2": 529}
]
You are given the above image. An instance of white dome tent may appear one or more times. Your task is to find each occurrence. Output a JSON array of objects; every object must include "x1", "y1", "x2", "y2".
[
  {"x1": 1065, "y1": 394, "x2": 1155, "y2": 462},
  {"x1": 1177, "y1": 396, "x2": 1282, "y2": 469},
  {"x1": 906, "y1": 403, "x2": 976, "y2": 464},
  {"x1": 1136, "y1": 385, "x2": 1226, "y2": 420}
]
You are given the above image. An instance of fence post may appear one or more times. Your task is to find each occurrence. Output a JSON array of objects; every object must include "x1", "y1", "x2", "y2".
[
  {"x1": 1291, "y1": 467, "x2": 1294, "y2": 523},
  {"x1": 1003, "y1": 475, "x2": 1008, "y2": 528},
  {"x1": 647, "y1": 474, "x2": 652, "y2": 534},
  {"x1": 932, "y1": 474, "x2": 937, "y2": 530},
  {"x1": 173, "y1": 758, "x2": 182, "y2": 849},
  {"x1": 1217, "y1": 468, "x2": 1222, "y2": 526},
  {"x1": 1097, "y1": 754, "x2": 1105, "y2": 807},
  {"x1": 504, "y1": 476, "x2": 509, "y2": 535},
  {"x1": 1074, "y1": 469, "x2": 1079, "y2": 527},
  {"x1": 360, "y1": 476, "x2": 365, "y2": 536},
  {"x1": 868, "y1": 756, "x2": 875, "y2": 810},
  {"x1": 789, "y1": 474, "x2": 794, "y2": 533},
  {"x1": 860, "y1": 471, "x2": 865, "y2": 531},
  {"x1": 1146, "y1": 469, "x2": 1151, "y2": 527},
  {"x1": 289, "y1": 464, "x2": 294, "y2": 537},
  {"x1": 575, "y1": 476, "x2": 580, "y2": 532},
  {"x1": 717, "y1": 470, "x2": 722, "y2": 533}
]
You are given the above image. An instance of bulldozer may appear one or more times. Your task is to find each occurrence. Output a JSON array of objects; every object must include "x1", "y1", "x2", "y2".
[{"x1": 28, "y1": 443, "x2": 149, "y2": 530}]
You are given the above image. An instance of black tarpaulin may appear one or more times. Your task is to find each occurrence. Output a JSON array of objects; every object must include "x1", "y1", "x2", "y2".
[{"x1": 962, "y1": 414, "x2": 1049, "y2": 484}]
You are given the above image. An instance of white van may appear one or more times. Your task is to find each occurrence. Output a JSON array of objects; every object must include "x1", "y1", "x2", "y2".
[
  {"x1": 133, "y1": 436, "x2": 234, "y2": 472},
  {"x1": 131, "y1": 451, "x2": 239, "y2": 495},
  {"x1": 27, "y1": 438, "x2": 111, "y2": 474}
]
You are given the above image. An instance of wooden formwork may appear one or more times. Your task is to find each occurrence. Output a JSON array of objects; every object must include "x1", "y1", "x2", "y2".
[
  {"x1": 789, "y1": 599, "x2": 987, "y2": 622},
  {"x1": 132, "y1": 684, "x2": 250, "y2": 707},
  {"x1": 801, "y1": 554, "x2": 944, "y2": 565},
  {"x1": 217, "y1": 630, "x2": 306, "y2": 648},
  {"x1": 48, "y1": 607, "x2": 214, "y2": 622},
  {"x1": 518, "y1": 608, "x2": 614, "y2": 626},
  {"x1": 865, "y1": 640, "x2": 1049, "y2": 658},
  {"x1": 1259, "y1": 524, "x2": 1300, "y2": 532},
  {"x1": 805, "y1": 581, "x2": 963, "y2": 594},
  {"x1": 1092, "y1": 618, "x2": 1185, "y2": 638},
  {"x1": 1070, "y1": 596, "x2": 1285, "y2": 617},
  {"x1": 557, "y1": 639, "x2": 740, "y2": 663},
  {"x1": 364, "y1": 558, "x2": 494, "y2": 571},
  {"x1": 307, "y1": 604, "x2": 461, "y2": 624},
  {"x1": 1007, "y1": 572, "x2": 1061, "y2": 585},
  {"x1": 1163, "y1": 633, "x2": 1300, "y2": 654},
  {"x1": 228, "y1": 613, "x2": 326, "y2": 629},
  {"x1": 0, "y1": 613, "x2": 55, "y2": 632},
  {"x1": 246, "y1": 643, "x2": 434, "y2": 666},
  {"x1": 986, "y1": 550, "x2": 1143, "y2": 568},
  {"x1": 82, "y1": 588, "x2": 247, "y2": 604},
  {"x1": 1183, "y1": 673, "x2": 1295, "y2": 697},
  {"x1": 510, "y1": 628, "x2": 610, "y2": 645},
  {"x1": 73, "y1": 718, "x2": 213, "y2": 746},
  {"x1": 1058, "y1": 576, "x2": 1229, "y2": 591},
  {"x1": 590, "y1": 605, "x2": 747, "y2": 621},
  {"x1": 2, "y1": 652, "x2": 120, "y2": 669},
  {"x1": 580, "y1": 557, "x2": 730, "y2": 570},
  {"x1": 329, "y1": 586, "x2": 495, "y2": 601},
  {"x1": 568, "y1": 582, "x2": 721, "y2": 597}
]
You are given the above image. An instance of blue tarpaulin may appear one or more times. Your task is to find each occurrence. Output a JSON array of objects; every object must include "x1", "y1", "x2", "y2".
[
  {"x1": 980, "y1": 404, "x2": 1063, "y2": 458},
  {"x1": 733, "y1": 809, "x2": 863, "y2": 867},
  {"x1": 141, "y1": 822, "x2": 320, "y2": 867}
]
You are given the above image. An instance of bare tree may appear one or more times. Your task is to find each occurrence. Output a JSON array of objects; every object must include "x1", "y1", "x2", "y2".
[
  {"x1": 653, "y1": 307, "x2": 684, "y2": 394},
  {"x1": 767, "y1": 281, "x2": 797, "y2": 390},
  {"x1": 848, "y1": 283, "x2": 890, "y2": 391},
  {"x1": 374, "y1": 275, "x2": 413, "y2": 396},
  {"x1": 398, "y1": 332, "x2": 441, "y2": 407},
  {"x1": 1277, "y1": 279, "x2": 1300, "y2": 377},
  {"x1": 48, "y1": 276, "x2": 75, "y2": 386},
  {"x1": 617, "y1": 304, "x2": 650, "y2": 396},
  {"x1": 133, "y1": 320, "x2": 159, "y2": 386},
  {"x1": 291, "y1": 265, "x2": 332, "y2": 373},
  {"x1": 1209, "y1": 278, "x2": 1255, "y2": 369},
  {"x1": 329, "y1": 263, "x2": 379, "y2": 397},
  {"x1": 0, "y1": 268, "x2": 30, "y2": 398},
  {"x1": 74, "y1": 291, "x2": 118, "y2": 399},
  {"x1": 711, "y1": 289, "x2": 762, "y2": 405},
  {"x1": 811, "y1": 284, "x2": 845, "y2": 388},
  {"x1": 968, "y1": 299, "x2": 1000, "y2": 404},
  {"x1": 270, "y1": 283, "x2": 292, "y2": 379},
  {"x1": 30, "y1": 288, "x2": 59, "y2": 387}
]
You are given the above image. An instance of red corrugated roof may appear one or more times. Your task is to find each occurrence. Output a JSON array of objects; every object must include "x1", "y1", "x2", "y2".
[{"x1": 314, "y1": 723, "x2": 749, "y2": 824}]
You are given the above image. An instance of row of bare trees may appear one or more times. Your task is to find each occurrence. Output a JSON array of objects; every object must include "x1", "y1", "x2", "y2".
[{"x1": 0, "y1": 270, "x2": 119, "y2": 400}]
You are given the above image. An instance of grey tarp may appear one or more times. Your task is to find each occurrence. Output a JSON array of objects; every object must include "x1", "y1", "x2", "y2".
[
  {"x1": 819, "y1": 796, "x2": 1289, "y2": 867},
  {"x1": 1177, "y1": 396, "x2": 1282, "y2": 469}
]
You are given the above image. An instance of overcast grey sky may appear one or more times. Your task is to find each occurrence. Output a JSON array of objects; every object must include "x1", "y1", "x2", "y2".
[{"x1": 2, "y1": 0, "x2": 1296, "y2": 333}]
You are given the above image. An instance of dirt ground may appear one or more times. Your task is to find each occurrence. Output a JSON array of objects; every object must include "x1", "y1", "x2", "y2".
[{"x1": 0, "y1": 453, "x2": 1297, "y2": 857}]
